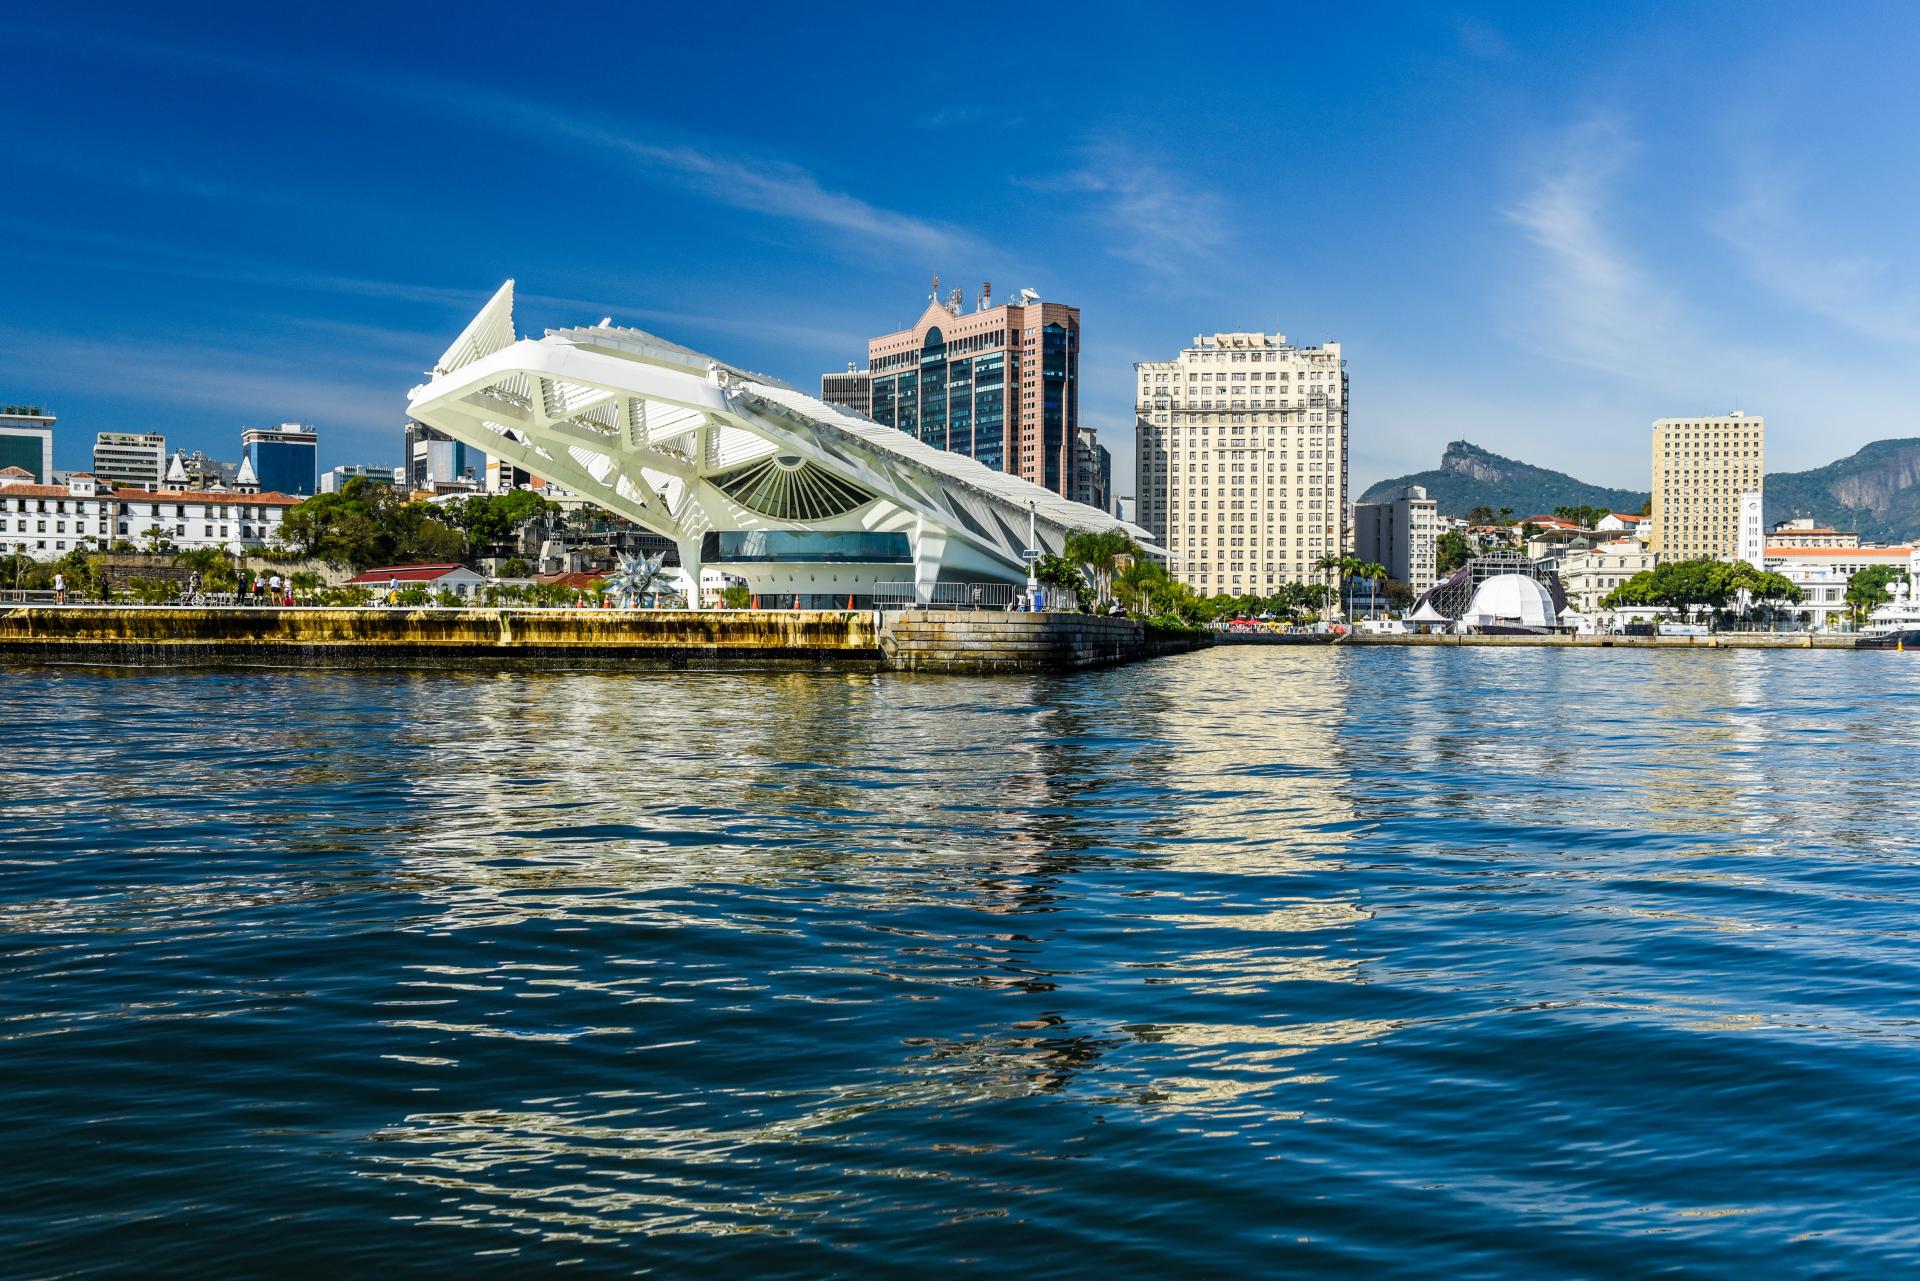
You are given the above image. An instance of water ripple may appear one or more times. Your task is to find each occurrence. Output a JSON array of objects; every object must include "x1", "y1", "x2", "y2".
[{"x1": 3, "y1": 651, "x2": 1920, "y2": 1276}]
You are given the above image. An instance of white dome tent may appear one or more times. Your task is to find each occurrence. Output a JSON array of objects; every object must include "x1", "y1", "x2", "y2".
[{"x1": 1457, "y1": 573, "x2": 1559, "y2": 634}]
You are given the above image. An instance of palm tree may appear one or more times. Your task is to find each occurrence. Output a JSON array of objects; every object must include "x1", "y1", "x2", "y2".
[
  {"x1": 1064, "y1": 528, "x2": 1139, "y2": 610},
  {"x1": 1359, "y1": 561, "x2": 1389, "y2": 619},
  {"x1": 1314, "y1": 553, "x2": 1343, "y2": 619},
  {"x1": 1114, "y1": 557, "x2": 1171, "y2": 616},
  {"x1": 1316, "y1": 553, "x2": 1366, "y2": 620}
]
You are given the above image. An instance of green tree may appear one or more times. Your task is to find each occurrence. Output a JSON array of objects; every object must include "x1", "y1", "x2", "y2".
[
  {"x1": 1063, "y1": 527, "x2": 1139, "y2": 609},
  {"x1": 445, "y1": 490, "x2": 552, "y2": 548},
  {"x1": 0, "y1": 552, "x2": 45, "y2": 591},
  {"x1": 1316, "y1": 553, "x2": 1365, "y2": 619},
  {"x1": 720, "y1": 583, "x2": 752, "y2": 609},
  {"x1": 1114, "y1": 557, "x2": 1177, "y2": 616},
  {"x1": 1466, "y1": 505, "x2": 1494, "y2": 525},
  {"x1": 175, "y1": 547, "x2": 240, "y2": 593},
  {"x1": 1032, "y1": 554, "x2": 1086, "y2": 606},
  {"x1": 1846, "y1": 565, "x2": 1906, "y2": 625},
  {"x1": 50, "y1": 550, "x2": 106, "y2": 601},
  {"x1": 1602, "y1": 558, "x2": 1800, "y2": 623},
  {"x1": 276, "y1": 476, "x2": 469, "y2": 569},
  {"x1": 1436, "y1": 529, "x2": 1470, "y2": 574},
  {"x1": 1554, "y1": 504, "x2": 1610, "y2": 529}
]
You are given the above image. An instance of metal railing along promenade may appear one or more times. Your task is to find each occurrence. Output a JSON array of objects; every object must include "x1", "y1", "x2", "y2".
[{"x1": 874, "y1": 581, "x2": 1080, "y2": 612}]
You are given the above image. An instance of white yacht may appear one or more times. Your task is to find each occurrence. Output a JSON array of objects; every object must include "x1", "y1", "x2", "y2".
[{"x1": 1857, "y1": 581, "x2": 1920, "y2": 648}]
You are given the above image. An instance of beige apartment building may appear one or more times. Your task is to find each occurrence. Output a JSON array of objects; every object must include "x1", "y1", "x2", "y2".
[
  {"x1": 1135, "y1": 332, "x2": 1347, "y2": 594},
  {"x1": 1353, "y1": 483, "x2": 1439, "y2": 595},
  {"x1": 1650, "y1": 411, "x2": 1763, "y2": 560}
]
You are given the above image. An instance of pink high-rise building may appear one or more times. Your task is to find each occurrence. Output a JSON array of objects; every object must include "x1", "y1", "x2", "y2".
[{"x1": 824, "y1": 280, "x2": 1096, "y2": 503}]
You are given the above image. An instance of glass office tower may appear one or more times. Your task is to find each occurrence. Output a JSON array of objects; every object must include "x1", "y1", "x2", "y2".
[
  {"x1": 241, "y1": 423, "x2": 319, "y2": 496},
  {"x1": 824, "y1": 282, "x2": 1097, "y2": 504}
]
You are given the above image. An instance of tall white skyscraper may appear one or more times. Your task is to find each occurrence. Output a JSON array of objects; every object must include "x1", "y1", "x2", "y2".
[{"x1": 1134, "y1": 332, "x2": 1347, "y2": 595}]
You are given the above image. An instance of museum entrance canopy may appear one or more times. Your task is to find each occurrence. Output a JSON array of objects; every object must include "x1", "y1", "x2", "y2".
[{"x1": 406, "y1": 282, "x2": 1152, "y2": 603}]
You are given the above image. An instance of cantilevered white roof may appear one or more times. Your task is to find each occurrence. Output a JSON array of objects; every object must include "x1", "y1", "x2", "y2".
[
  {"x1": 408, "y1": 282, "x2": 1153, "y2": 580},
  {"x1": 541, "y1": 316, "x2": 1146, "y2": 541}
]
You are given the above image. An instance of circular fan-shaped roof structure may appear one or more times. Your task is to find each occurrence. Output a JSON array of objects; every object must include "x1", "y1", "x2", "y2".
[{"x1": 1462, "y1": 574, "x2": 1557, "y2": 630}]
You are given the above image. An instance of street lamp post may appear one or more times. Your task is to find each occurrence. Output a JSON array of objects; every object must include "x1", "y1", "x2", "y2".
[{"x1": 1025, "y1": 500, "x2": 1039, "y2": 610}]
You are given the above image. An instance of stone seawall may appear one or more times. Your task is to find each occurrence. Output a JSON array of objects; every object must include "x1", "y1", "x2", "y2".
[
  {"x1": 0, "y1": 607, "x2": 1199, "y2": 673},
  {"x1": 0, "y1": 606, "x2": 882, "y2": 669},
  {"x1": 879, "y1": 611, "x2": 1194, "y2": 673}
]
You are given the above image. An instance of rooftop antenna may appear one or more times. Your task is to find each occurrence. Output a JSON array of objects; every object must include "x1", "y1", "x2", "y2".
[{"x1": 931, "y1": 272, "x2": 940, "y2": 304}]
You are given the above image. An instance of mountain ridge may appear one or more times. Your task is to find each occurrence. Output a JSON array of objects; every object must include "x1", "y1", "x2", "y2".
[
  {"x1": 1360, "y1": 439, "x2": 1920, "y2": 543},
  {"x1": 1358, "y1": 441, "x2": 1648, "y2": 518}
]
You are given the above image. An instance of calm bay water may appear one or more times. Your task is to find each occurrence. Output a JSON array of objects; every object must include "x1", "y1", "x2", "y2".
[{"x1": 4, "y1": 647, "x2": 1920, "y2": 1277}]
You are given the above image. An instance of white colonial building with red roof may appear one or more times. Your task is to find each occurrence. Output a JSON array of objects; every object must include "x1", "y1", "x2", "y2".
[
  {"x1": 0, "y1": 468, "x2": 302, "y2": 560},
  {"x1": 343, "y1": 563, "x2": 488, "y2": 597},
  {"x1": 1763, "y1": 543, "x2": 1920, "y2": 629}
]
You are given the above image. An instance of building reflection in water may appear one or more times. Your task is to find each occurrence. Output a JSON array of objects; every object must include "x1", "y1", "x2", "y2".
[
  {"x1": 354, "y1": 656, "x2": 1381, "y2": 1247},
  {"x1": 15, "y1": 650, "x2": 1920, "y2": 1260}
]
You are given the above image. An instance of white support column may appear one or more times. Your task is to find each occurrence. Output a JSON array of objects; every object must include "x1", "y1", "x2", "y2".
[
  {"x1": 677, "y1": 535, "x2": 705, "y2": 611},
  {"x1": 911, "y1": 516, "x2": 945, "y2": 606}
]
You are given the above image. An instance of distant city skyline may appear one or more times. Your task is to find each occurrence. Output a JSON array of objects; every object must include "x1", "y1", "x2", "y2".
[{"x1": 8, "y1": 3, "x2": 1920, "y2": 499}]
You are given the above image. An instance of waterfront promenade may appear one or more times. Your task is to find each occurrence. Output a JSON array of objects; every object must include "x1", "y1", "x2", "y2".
[
  {"x1": 0, "y1": 606, "x2": 1889, "y2": 667},
  {"x1": 0, "y1": 605, "x2": 1182, "y2": 673}
]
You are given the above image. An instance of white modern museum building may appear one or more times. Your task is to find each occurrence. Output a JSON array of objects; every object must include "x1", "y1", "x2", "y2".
[{"x1": 407, "y1": 283, "x2": 1150, "y2": 605}]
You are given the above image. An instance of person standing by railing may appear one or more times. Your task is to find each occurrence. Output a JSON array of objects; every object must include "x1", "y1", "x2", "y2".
[{"x1": 54, "y1": 572, "x2": 65, "y2": 606}]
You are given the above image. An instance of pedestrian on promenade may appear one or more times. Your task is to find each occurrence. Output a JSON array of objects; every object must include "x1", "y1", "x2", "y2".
[
  {"x1": 387, "y1": 575, "x2": 399, "y2": 606},
  {"x1": 54, "y1": 572, "x2": 65, "y2": 605},
  {"x1": 268, "y1": 573, "x2": 281, "y2": 605}
]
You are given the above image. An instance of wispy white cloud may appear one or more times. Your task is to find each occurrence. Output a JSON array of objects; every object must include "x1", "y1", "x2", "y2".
[
  {"x1": 1714, "y1": 159, "x2": 1920, "y2": 345},
  {"x1": 1504, "y1": 116, "x2": 1698, "y2": 380},
  {"x1": 916, "y1": 105, "x2": 985, "y2": 130},
  {"x1": 1454, "y1": 16, "x2": 1515, "y2": 61},
  {"x1": 1496, "y1": 115, "x2": 1920, "y2": 476},
  {"x1": 518, "y1": 291, "x2": 865, "y2": 354},
  {"x1": 14, "y1": 23, "x2": 987, "y2": 267},
  {"x1": 0, "y1": 325, "x2": 410, "y2": 448},
  {"x1": 400, "y1": 87, "x2": 986, "y2": 263},
  {"x1": 1026, "y1": 139, "x2": 1231, "y2": 276},
  {"x1": 0, "y1": 218, "x2": 486, "y2": 312}
]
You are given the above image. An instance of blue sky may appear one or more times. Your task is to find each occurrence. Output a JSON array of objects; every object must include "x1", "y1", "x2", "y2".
[{"x1": 6, "y1": 1, "x2": 1920, "y2": 494}]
